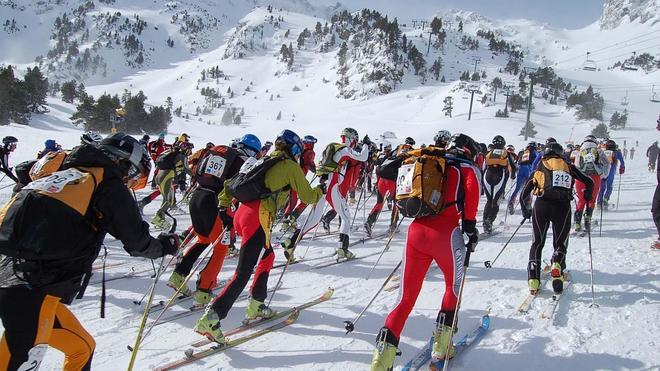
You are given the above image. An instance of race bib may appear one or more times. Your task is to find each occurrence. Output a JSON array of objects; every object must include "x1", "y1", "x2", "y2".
[
  {"x1": 552, "y1": 170, "x2": 572, "y2": 189},
  {"x1": 25, "y1": 168, "x2": 86, "y2": 194},
  {"x1": 604, "y1": 150, "x2": 614, "y2": 162},
  {"x1": 492, "y1": 149, "x2": 504, "y2": 156},
  {"x1": 396, "y1": 164, "x2": 415, "y2": 195},
  {"x1": 204, "y1": 155, "x2": 227, "y2": 178},
  {"x1": 239, "y1": 157, "x2": 260, "y2": 174},
  {"x1": 521, "y1": 152, "x2": 530, "y2": 162},
  {"x1": 583, "y1": 152, "x2": 596, "y2": 163}
]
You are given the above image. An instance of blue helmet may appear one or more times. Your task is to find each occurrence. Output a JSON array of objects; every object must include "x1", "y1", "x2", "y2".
[
  {"x1": 239, "y1": 134, "x2": 262, "y2": 153},
  {"x1": 303, "y1": 135, "x2": 317, "y2": 144},
  {"x1": 44, "y1": 139, "x2": 58, "y2": 150},
  {"x1": 277, "y1": 129, "x2": 303, "y2": 157}
]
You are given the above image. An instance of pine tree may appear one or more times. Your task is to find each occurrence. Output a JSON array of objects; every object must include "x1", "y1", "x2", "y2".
[
  {"x1": 442, "y1": 96, "x2": 453, "y2": 117},
  {"x1": 24, "y1": 66, "x2": 49, "y2": 113},
  {"x1": 61, "y1": 81, "x2": 77, "y2": 103},
  {"x1": 591, "y1": 122, "x2": 609, "y2": 138}
]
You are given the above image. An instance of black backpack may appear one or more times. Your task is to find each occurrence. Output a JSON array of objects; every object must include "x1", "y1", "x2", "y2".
[
  {"x1": 225, "y1": 156, "x2": 289, "y2": 203},
  {"x1": 155, "y1": 150, "x2": 178, "y2": 170}
]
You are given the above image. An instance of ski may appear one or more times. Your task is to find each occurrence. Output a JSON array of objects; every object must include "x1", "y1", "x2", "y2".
[
  {"x1": 309, "y1": 232, "x2": 391, "y2": 270},
  {"x1": 540, "y1": 274, "x2": 572, "y2": 320},
  {"x1": 155, "y1": 310, "x2": 300, "y2": 371},
  {"x1": 517, "y1": 266, "x2": 551, "y2": 313},
  {"x1": 271, "y1": 252, "x2": 337, "y2": 270},
  {"x1": 189, "y1": 287, "x2": 334, "y2": 348},
  {"x1": 402, "y1": 311, "x2": 490, "y2": 371},
  {"x1": 148, "y1": 279, "x2": 229, "y2": 314}
]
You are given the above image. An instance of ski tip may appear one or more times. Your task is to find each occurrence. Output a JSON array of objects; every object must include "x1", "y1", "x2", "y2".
[
  {"x1": 324, "y1": 287, "x2": 336, "y2": 298},
  {"x1": 184, "y1": 348, "x2": 194, "y2": 359}
]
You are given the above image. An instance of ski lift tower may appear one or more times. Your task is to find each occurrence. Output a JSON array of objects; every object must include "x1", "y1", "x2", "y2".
[
  {"x1": 523, "y1": 67, "x2": 537, "y2": 140},
  {"x1": 583, "y1": 52, "x2": 597, "y2": 71},
  {"x1": 651, "y1": 85, "x2": 660, "y2": 103}
]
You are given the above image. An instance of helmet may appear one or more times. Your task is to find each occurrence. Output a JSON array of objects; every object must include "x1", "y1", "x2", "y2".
[
  {"x1": 303, "y1": 135, "x2": 318, "y2": 144},
  {"x1": 99, "y1": 133, "x2": 151, "y2": 180},
  {"x1": 433, "y1": 130, "x2": 451, "y2": 146},
  {"x1": 142, "y1": 134, "x2": 150, "y2": 141},
  {"x1": 479, "y1": 143, "x2": 488, "y2": 154},
  {"x1": 45, "y1": 139, "x2": 59, "y2": 150},
  {"x1": 239, "y1": 134, "x2": 262, "y2": 153},
  {"x1": 405, "y1": 137, "x2": 416, "y2": 146},
  {"x1": 2, "y1": 136, "x2": 17, "y2": 148},
  {"x1": 492, "y1": 135, "x2": 506, "y2": 148},
  {"x1": 546, "y1": 137, "x2": 557, "y2": 145},
  {"x1": 180, "y1": 133, "x2": 189, "y2": 141},
  {"x1": 277, "y1": 129, "x2": 303, "y2": 157},
  {"x1": 506, "y1": 144, "x2": 515, "y2": 152},
  {"x1": 81, "y1": 131, "x2": 103, "y2": 145},
  {"x1": 583, "y1": 135, "x2": 597, "y2": 144},
  {"x1": 206, "y1": 142, "x2": 214, "y2": 149},
  {"x1": 527, "y1": 141, "x2": 536, "y2": 149},
  {"x1": 447, "y1": 133, "x2": 481, "y2": 162},
  {"x1": 383, "y1": 142, "x2": 392, "y2": 151},
  {"x1": 158, "y1": 132, "x2": 166, "y2": 139},
  {"x1": 341, "y1": 128, "x2": 359, "y2": 145},
  {"x1": 605, "y1": 139, "x2": 616, "y2": 150},
  {"x1": 544, "y1": 142, "x2": 564, "y2": 158},
  {"x1": 566, "y1": 143, "x2": 575, "y2": 150}
]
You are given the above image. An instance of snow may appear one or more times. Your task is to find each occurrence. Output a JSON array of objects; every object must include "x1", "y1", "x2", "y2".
[{"x1": 1, "y1": 1, "x2": 660, "y2": 370}]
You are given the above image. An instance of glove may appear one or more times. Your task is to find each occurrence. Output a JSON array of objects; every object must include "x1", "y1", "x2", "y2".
[
  {"x1": 521, "y1": 205, "x2": 532, "y2": 220},
  {"x1": 619, "y1": 165, "x2": 625, "y2": 174},
  {"x1": 462, "y1": 220, "x2": 479, "y2": 252},
  {"x1": 218, "y1": 207, "x2": 233, "y2": 229},
  {"x1": 157, "y1": 233, "x2": 179, "y2": 256},
  {"x1": 318, "y1": 179, "x2": 327, "y2": 194}
]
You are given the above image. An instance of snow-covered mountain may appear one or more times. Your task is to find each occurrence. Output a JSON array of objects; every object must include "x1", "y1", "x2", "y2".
[{"x1": 599, "y1": 0, "x2": 659, "y2": 30}]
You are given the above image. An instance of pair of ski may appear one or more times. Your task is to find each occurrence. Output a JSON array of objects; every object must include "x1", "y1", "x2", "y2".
[
  {"x1": 154, "y1": 288, "x2": 334, "y2": 370},
  {"x1": 310, "y1": 231, "x2": 392, "y2": 270},
  {"x1": 518, "y1": 269, "x2": 571, "y2": 320},
  {"x1": 402, "y1": 311, "x2": 491, "y2": 370}
]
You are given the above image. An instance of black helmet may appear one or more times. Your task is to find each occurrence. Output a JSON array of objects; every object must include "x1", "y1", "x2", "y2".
[
  {"x1": 206, "y1": 142, "x2": 214, "y2": 149},
  {"x1": 433, "y1": 130, "x2": 452, "y2": 147},
  {"x1": 142, "y1": 134, "x2": 150, "y2": 142},
  {"x1": 545, "y1": 137, "x2": 557, "y2": 145},
  {"x1": 448, "y1": 133, "x2": 481, "y2": 162},
  {"x1": 479, "y1": 143, "x2": 487, "y2": 154},
  {"x1": 544, "y1": 142, "x2": 564, "y2": 158},
  {"x1": 405, "y1": 137, "x2": 416, "y2": 146},
  {"x1": 527, "y1": 141, "x2": 536, "y2": 149},
  {"x1": 2, "y1": 136, "x2": 18, "y2": 148},
  {"x1": 99, "y1": 132, "x2": 151, "y2": 179},
  {"x1": 492, "y1": 135, "x2": 506, "y2": 148},
  {"x1": 605, "y1": 139, "x2": 616, "y2": 150}
]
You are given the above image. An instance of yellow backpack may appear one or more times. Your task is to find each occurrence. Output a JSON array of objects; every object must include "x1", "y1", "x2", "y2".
[
  {"x1": 532, "y1": 158, "x2": 573, "y2": 201},
  {"x1": 485, "y1": 149, "x2": 508, "y2": 167},
  {"x1": 395, "y1": 147, "x2": 447, "y2": 218},
  {"x1": 29, "y1": 150, "x2": 69, "y2": 181}
]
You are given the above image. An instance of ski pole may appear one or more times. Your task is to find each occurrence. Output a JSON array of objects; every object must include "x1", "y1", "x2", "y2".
[
  {"x1": 349, "y1": 186, "x2": 366, "y2": 231},
  {"x1": 442, "y1": 249, "x2": 473, "y2": 371},
  {"x1": 599, "y1": 199, "x2": 604, "y2": 237},
  {"x1": 484, "y1": 218, "x2": 527, "y2": 268},
  {"x1": 586, "y1": 228, "x2": 599, "y2": 308},
  {"x1": 365, "y1": 218, "x2": 405, "y2": 280},
  {"x1": 615, "y1": 173, "x2": 622, "y2": 211},
  {"x1": 344, "y1": 259, "x2": 402, "y2": 334},
  {"x1": 267, "y1": 202, "x2": 317, "y2": 306},
  {"x1": 126, "y1": 212, "x2": 177, "y2": 371},
  {"x1": 137, "y1": 227, "x2": 230, "y2": 347}
]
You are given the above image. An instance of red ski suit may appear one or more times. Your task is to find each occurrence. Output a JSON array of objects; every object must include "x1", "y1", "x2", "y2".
[{"x1": 384, "y1": 162, "x2": 480, "y2": 339}]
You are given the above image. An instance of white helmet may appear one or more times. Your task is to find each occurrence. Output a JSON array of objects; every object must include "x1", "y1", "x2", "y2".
[{"x1": 81, "y1": 131, "x2": 103, "y2": 145}]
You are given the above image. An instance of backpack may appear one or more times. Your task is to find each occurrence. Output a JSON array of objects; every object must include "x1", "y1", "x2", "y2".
[
  {"x1": 195, "y1": 146, "x2": 240, "y2": 192},
  {"x1": 0, "y1": 167, "x2": 104, "y2": 263},
  {"x1": 29, "y1": 150, "x2": 69, "y2": 181},
  {"x1": 155, "y1": 149, "x2": 178, "y2": 170},
  {"x1": 578, "y1": 147, "x2": 599, "y2": 175},
  {"x1": 485, "y1": 149, "x2": 508, "y2": 167},
  {"x1": 315, "y1": 143, "x2": 346, "y2": 176},
  {"x1": 532, "y1": 157, "x2": 573, "y2": 201},
  {"x1": 225, "y1": 156, "x2": 288, "y2": 203},
  {"x1": 519, "y1": 148, "x2": 534, "y2": 165},
  {"x1": 376, "y1": 156, "x2": 404, "y2": 181},
  {"x1": 395, "y1": 147, "x2": 448, "y2": 218}
]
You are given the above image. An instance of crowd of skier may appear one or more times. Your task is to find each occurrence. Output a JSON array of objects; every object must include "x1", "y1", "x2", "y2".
[{"x1": 0, "y1": 117, "x2": 657, "y2": 370}]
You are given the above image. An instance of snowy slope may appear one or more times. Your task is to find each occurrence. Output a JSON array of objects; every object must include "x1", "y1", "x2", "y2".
[{"x1": 1, "y1": 1, "x2": 660, "y2": 370}]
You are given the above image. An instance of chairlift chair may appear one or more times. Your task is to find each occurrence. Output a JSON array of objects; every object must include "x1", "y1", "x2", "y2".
[{"x1": 582, "y1": 52, "x2": 597, "y2": 72}]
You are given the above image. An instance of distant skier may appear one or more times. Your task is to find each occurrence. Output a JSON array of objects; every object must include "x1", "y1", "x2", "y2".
[
  {"x1": 597, "y1": 139, "x2": 625, "y2": 210},
  {"x1": 508, "y1": 141, "x2": 538, "y2": 214},
  {"x1": 573, "y1": 135, "x2": 610, "y2": 233},
  {"x1": 37, "y1": 139, "x2": 61, "y2": 159},
  {"x1": 630, "y1": 146, "x2": 635, "y2": 160},
  {"x1": 647, "y1": 141, "x2": 658, "y2": 172},
  {"x1": 653, "y1": 118, "x2": 660, "y2": 249},
  {"x1": 520, "y1": 142, "x2": 593, "y2": 294},
  {"x1": 369, "y1": 134, "x2": 481, "y2": 370},
  {"x1": 482, "y1": 135, "x2": 517, "y2": 233},
  {"x1": 0, "y1": 136, "x2": 19, "y2": 184}
]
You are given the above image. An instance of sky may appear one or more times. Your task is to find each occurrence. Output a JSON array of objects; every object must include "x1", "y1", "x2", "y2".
[{"x1": 311, "y1": 0, "x2": 605, "y2": 29}]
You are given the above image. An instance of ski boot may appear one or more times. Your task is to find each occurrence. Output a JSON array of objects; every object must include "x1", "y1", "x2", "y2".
[
  {"x1": 573, "y1": 210, "x2": 583, "y2": 233},
  {"x1": 192, "y1": 288, "x2": 213, "y2": 307},
  {"x1": 507, "y1": 201, "x2": 515, "y2": 215},
  {"x1": 151, "y1": 214, "x2": 171, "y2": 230},
  {"x1": 584, "y1": 209, "x2": 593, "y2": 234},
  {"x1": 370, "y1": 328, "x2": 399, "y2": 371},
  {"x1": 336, "y1": 233, "x2": 355, "y2": 260},
  {"x1": 281, "y1": 229, "x2": 301, "y2": 263},
  {"x1": 652, "y1": 239, "x2": 660, "y2": 250},
  {"x1": 244, "y1": 298, "x2": 276, "y2": 322},
  {"x1": 528, "y1": 279, "x2": 541, "y2": 295},
  {"x1": 137, "y1": 196, "x2": 150, "y2": 215},
  {"x1": 387, "y1": 223, "x2": 399, "y2": 235},
  {"x1": 550, "y1": 262, "x2": 564, "y2": 294},
  {"x1": 432, "y1": 323, "x2": 455, "y2": 360},
  {"x1": 364, "y1": 212, "x2": 378, "y2": 238},
  {"x1": 279, "y1": 215, "x2": 297, "y2": 235},
  {"x1": 227, "y1": 243, "x2": 238, "y2": 256},
  {"x1": 167, "y1": 271, "x2": 192, "y2": 296},
  {"x1": 194, "y1": 307, "x2": 225, "y2": 344},
  {"x1": 482, "y1": 220, "x2": 493, "y2": 234}
]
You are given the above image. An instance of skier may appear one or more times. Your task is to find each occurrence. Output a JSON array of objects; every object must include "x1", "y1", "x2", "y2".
[
  {"x1": 194, "y1": 129, "x2": 325, "y2": 343},
  {"x1": 148, "y1": 132, "x2": 170, "y2": 189},
  {"x1": 573, "y1": 135, "x2": 610, "y2": 233},
  {"x1": 139, "y1": 134, "x2": 150, "y2": 151},
  {"x1": 653, "y1": 117, "x2": 660, "y2": 249},
  {"x1": 369, "y1": 133, "x2": 481, "y2": 370},
  {"x1": 167, "y1": 135, "x2": 261, "y2": 306},
  {"x1": 433, "y1": 130, "x2": 452, "y2": 149},
  {"x1": 173, "y1": 133, "x2": 194, "y2": 193},
  {"x1": 482, "y1": 135, "x2": 517, "y2": 233},
  {"x1": 151, "y1": 142, "x2": 193, "y2": 230},
  {"x1": 520, "y1": 142, "x2": 594, "y2": 294},
  {"x1": 647, "y1": 141, "x2": 658, "y2": 172},
  {"x1": 597, "y1": 140, "x2": 625, "y2": 210},
  {"x1": 283, "y1": 135, "x2": 317, "y2": 222},
  {"x1": 37, "y1": 139, "x2": 61, "y2": 159},
  {"x1": 630, "y1": 146, "x2": 635, "y2": 160},
  {"x1": 623, "y1": 147, "x2": 628, "y2": 160},
  {"x1": 259, "y1": 141, "x2": 273, "y2": 158},
  {"x1": 0, "y1": 136, "x2": 19, "y2": 184},
  {"x1": 292, "y1": 128, "x2": 369, "y2": 260},
  {"x1": 0, "y1": 133, "x2": 178, "y2": 371},
  {"x1": 508, "y1": 142, "x2": 538, "y2": 214},
  {"x1": 364, "y1": 144, "x2": 406, "y2": 237}
]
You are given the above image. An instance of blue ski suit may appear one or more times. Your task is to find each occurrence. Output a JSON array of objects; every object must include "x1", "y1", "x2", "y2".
[
  {"x1": 509, "y1": 147, "x2": 538, "y2": 207},
  {"x1": 598, "y1": 148, "x2": 625, "y2": 203}
]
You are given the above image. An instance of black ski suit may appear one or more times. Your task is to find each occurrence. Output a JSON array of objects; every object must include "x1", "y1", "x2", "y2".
[
  {"x1": 520, "y1": 155, "x2": 593, "y2": 281},
  {"x1": 652, "y1": 149, "x2": 660, "y2": 239},
  {"x1": 482, "y1": 148, "x2": 517, "y2": 229},
  {"x1": 647, "y1": 143, "x2": 659, "y2": 171}
]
